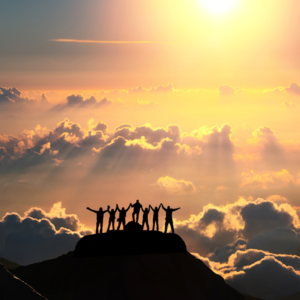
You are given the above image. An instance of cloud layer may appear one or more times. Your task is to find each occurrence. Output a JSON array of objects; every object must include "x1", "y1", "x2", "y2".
[{"x1": 0, "y1": 202, "x2": 92, "y2": 265}]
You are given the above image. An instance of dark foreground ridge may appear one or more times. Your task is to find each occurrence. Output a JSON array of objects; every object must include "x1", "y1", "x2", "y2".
[
  {"x1": 74, "y1": 221, "x2": 187, "y2": 257},
  {"x1": 11, "y1": 251, "x2": 246, "y2": 300},
  {"x1": 0, "y1": 263, "x2": 46, "y2": 299}
]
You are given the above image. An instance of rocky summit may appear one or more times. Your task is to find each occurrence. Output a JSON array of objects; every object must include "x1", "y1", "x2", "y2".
[{"x1": 74, "y1": 221, "x2": 187, "y2": 257}]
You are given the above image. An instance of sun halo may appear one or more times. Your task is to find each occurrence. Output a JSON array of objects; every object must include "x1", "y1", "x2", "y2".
[{"x1": 200, "y1": 0, "x2": 238, "y2": 15}]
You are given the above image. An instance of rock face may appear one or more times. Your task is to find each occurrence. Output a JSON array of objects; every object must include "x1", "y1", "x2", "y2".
[
  {"x1": 0, "y1": 263, "x2": 47, "y2": 300},
  {"x1": 74, "y1": 222, "x2": 187, "y2": 257},
  {"x1": 11, "y1": 251, "x2": 245, "y2": 300}
]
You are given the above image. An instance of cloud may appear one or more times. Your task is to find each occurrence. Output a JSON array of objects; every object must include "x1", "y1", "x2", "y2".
[
  {"x1": 0, "y1": 207, "x2": 90, "y2": 265},
  {"x1": 225, "y1": 252, "x2": 300, "y2": 300},
  {"x1": 285, "y1": 82, "x2": 300, "y2": 95},
  {"x1": 150, "y1": 84, "x2": 173, "y2": 93},
  {"x1": 240, "y1": 169, "x2": 295, "y2": 189},
  {"x1": 196, "y1": 249, "x2": 300, "y2": 300},
  {"x1": 24, "y1": 202, "x2": 90, "y2": 233},
  {"x1": 219, "y1": 85, "x2": 235, "y2": 96},
  {"x1": 51, "y1": 94, "x2": 112, "y2": 111},
  {"x1": 0, "y1": 87, "x2": 35, "y2": 106},
  {"x1": 156, "y1": 176, "x2": 196, "y2": 195},
  {"x1": 175, "y1": 198, "x2": 300, "y2": 257}
]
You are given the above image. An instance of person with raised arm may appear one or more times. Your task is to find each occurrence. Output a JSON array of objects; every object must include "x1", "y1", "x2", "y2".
[
  {"x1": 116, "y1": 203, "x2": 131, "y2": 230},
  {"x1": 107, "y1": 205, "x2": 117, "y2": 232},
  {"x1": 141, "y1": 205, "x2": 150, "y2": 231},
  {"x1": 161, "y1": 204, "x2": 180, "y2": 234},
  {"x1": 131, "y1": 199, "x2": 143, "y2": 223},
  {"x1": 87, "y1": 205, "x2": 110, "y2": 234},
  {"x1": 150, "y1": 204, "x2": 162, "y2": 231}
]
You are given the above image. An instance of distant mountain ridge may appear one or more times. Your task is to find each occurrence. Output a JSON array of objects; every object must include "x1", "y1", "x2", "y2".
[{"x1": 0, "y1": 257, "x2": 22, "y2": 270}]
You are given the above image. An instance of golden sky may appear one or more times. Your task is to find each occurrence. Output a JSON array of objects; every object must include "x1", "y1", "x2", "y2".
[{"x1": 1, "y1": 2, "x2": 300, "y2": 298}]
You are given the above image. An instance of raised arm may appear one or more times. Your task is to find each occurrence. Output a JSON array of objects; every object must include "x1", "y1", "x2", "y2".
[
  {"x1": 161, "y1": 204, "x2": 166, "y2": 211},
  {"x1": 171, "y1": 207, "x2": 181, "y2": 212},
  {"x1": 149, "y1": 205, "x2": 154, "y2": 211},
  {"x1": 103, "y1": 205, "x2": 110, "y2": 213},
  {"x1": 86, "y1": 207, "x2": 97, "y2": 213},
  {"x1": 141, "y1": 205, "x2": 145, "y2": 212},
  {"x1": 126, "y1": 204, "x2": 131, "y2": 212},
  {"x1": 158, "y1": 203, "x2": 162, "y2": 211},
  {"x1": 116, "y1": 204, "x2": 120, "y2": 212}
]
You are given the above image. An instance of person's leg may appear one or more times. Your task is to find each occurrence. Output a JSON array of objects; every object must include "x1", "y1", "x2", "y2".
[
  {"x1": 112, "y1": 220, "x2": 115, "y2": 231},
  {"x1": 107, "y1": 220, "x2": 111, "y2": 232},
  {"x1": 170, "y1": 220, "x2": 174, "y2": 233},
  {"x1": 117, "y1": 221, "x2": 121, "y2": 230},
  {"x1": 146, "y1": 220, "x2": 149, "y2": 231},
  {"x1": 164, "y1": 220, "x2": 168, "y2": 233},
  {"x1": 132, "y1": 212, "x2": 135, "y2": 222},
  {"x1": 152, "y1": 219, "x2": 155, "y2": 231},
  {"x1": 136, "y1": 211, "x2": 140, "y2": 223},
  {"x1": 100, "y1": 221, "x2": 103, "y2": 234},
  {"x1": 96, "y1": 221, "x2": 99, "y2": 234},
  {"x1": 122, "y1": 220, "x2": 125, "y2": 230},
  {"x1": 157, "y1": 219, "x2": 159, "y2": 231}
]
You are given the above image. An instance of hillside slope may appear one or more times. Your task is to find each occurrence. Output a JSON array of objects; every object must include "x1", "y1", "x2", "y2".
[{"x1": 12, "y1": 251, "x2": 245, "y2": 300}]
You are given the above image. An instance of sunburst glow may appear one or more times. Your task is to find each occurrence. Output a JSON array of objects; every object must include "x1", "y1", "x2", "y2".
[{"x1": 201, "y1": 0, "x2": 238, "y2": 15}]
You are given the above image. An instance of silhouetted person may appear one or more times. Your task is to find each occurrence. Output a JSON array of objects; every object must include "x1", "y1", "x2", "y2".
[
  {"x1": 116, "y1": 204, "x2": 131, "y2": 230},
  {"x1": 141, "y1": 206, "x2": 150, "y2": 231},
  {"x1": 131, "y1": 199, "x2": 143, "y2": 223},
  {"x1": 87, "y1": 206, "x2": 110, "y2": 234},
  {"x1": 161, "y1": 204, "x2": 180, "y2": 234},
  {"x1": 107, "y1": 206, "x2": 117, "y2": 232},
  {"x1": 150, "y1": 204, "x2": 162, "y2": 231}
]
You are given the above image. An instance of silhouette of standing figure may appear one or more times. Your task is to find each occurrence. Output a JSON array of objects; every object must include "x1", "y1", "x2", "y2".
[
  {"x1": 107, "y1": 206, "x2": 117, "y2": 232},
  {"x1": 131, "y1": 200, "x2": 143, "y2": 223},
  {"x1": 87, "y1": 206, "x2": 110, "y2": 234},
  {"x1": 116, "y1": 204, "x2": 131, "y2": 230},
  {"x1": 141, "y1": 206, "x2": 150, "y2": 231},
  {"x1": 150, "y1": 204, "x2": 162, "y2": 231},
  {"x1": 161, "y1": 204, "x2": 180, "y2": 233}
]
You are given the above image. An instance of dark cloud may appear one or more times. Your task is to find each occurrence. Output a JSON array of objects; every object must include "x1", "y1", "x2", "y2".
[
  {"x1": 226, "y1": 254, "x2": 300, "y2": 300},
  {"x1": 219, "y1": 85, "x2": 235, "y2": 96},
  {"x1": 176, "y1": 198, "x2": 300, "y2": 258},
  {"x1": 93, "y1": 122, "x2": 107, "y2": 132},
  {"x1": 51, "y1": 95, "x2": 112, "y2": 111},
  {"x1": 0, "y1": 212, "x2": 81, "y2": 265},
  {"x1": 0, "y1": 87, "x2": 35, "y2": 106},
  {"x1": 24, "y1": 202, "x2": 86, "y2": 232},
  {"x1": 246, "y1": 227, "x2": 300, "y2": 255},
  {"x1": 240, "y1": 201, "x2": 293, "y2": 239},
  {"x1": 285, "y1": 82, "x2": 300, "y2": 95}
]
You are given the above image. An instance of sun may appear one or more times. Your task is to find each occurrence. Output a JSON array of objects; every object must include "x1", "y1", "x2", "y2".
[{"x1": 201, "y1": 0, "x2": 238, "y2": 15}]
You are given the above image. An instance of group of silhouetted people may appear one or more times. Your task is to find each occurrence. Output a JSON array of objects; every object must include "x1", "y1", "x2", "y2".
[{"x1": 87, "y1": 200, "x2": 180, "y2": 235}]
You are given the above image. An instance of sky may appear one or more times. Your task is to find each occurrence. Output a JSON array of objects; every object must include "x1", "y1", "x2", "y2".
[{"x1": 1, "y1": 1, "x2": 300, "y2": 299}]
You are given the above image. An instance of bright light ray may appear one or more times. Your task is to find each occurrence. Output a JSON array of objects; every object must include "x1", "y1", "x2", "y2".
[{"x1": 201, "y1": 0, "x2": 238, "y2": 15}]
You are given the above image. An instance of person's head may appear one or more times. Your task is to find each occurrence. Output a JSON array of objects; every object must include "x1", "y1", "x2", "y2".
[
  {"x1": 122, "y1": 207, "x2": 125, "y2": 210},
  {"x1": 168, "y1": 206, "x2": 170, "y2": 209},
  {"x1": 99, "y1": 207, "x2": 103, "y2": 211},
  {"x1": 136, "y1": 199, "x2": 139, "y2": 203},
  {"x1": 107, "y1": 205, "x2": 110, "y2": 209},
  {"x1": 155, "y1": 206, "x2": 158, "y2": 210},
  {"x1": 111, "y1": 209, "x2": 114, "y2": 212}
]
